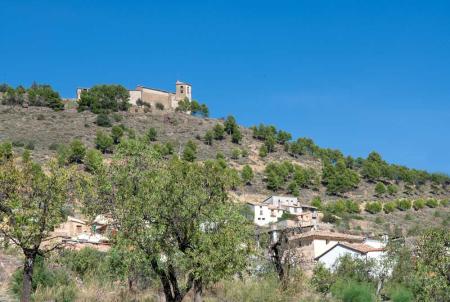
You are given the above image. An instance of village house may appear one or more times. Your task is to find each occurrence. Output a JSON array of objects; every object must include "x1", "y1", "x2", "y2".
[
  {"x1": 49, "y1": 215, "x2": 112, "y2": 252},
  {"x1": 247, "y1": 195, "x2": 318, "y2": 227},
  {"x1": 76, "y1": 80, "x2": 192, "y2": 110},
  {"x1": 315, "y1": 241, "x2": 386, "y2": 270}
]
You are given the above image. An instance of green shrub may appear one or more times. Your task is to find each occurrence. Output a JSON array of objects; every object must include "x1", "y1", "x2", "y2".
[
  {"x1": 322, "y1": 212, "x2": 337, "y2": 223},
  {"x1": 311, "y1": 263, "x2": 334, "y2": 294},
  {"x1": 440, "y1": 199, "x2": 449, "y2": 207},
  {"x1": 311, "y1": 197, "x2": 322, "y2": 210},
  {"x1": 95, "y1": 131, "x2": 114, "y2": 153},
  {"x1": 241, "y1": 165, "x2": 254, "y2": 185},
  {"x1": 425, "y1": 198, "x2": 439, "y2": 208},
  {"x1": 68, "y1": 139, "x2": 86, "y2": 164},
  {"x1": 345, "y1": 200, "x2": 360, "y2": 213},
  {"x1": 259, "y1": 145, "x2": 268, "y2": 157},
  {"x1": 112, "y1": 113, "x2": 122, "y2": 122},
  {"x1": 96, "y1": 113, "x2": 112, "y2": 127},
  {"x1": 213, "y1": 124, "x2": 225, "y2": 140},
  {"x1": 0, "y1": 141, "x2": 13, "y2": 160},
  {"x1": 111, "y1": 125, "x2": 124, "y2": 144},
  {"x1": 204, "y1": 130, "x2": 214, "y2": 145},
  {"x1": 60, "y1": 248, "x2": 106, "y2": 279},
  {"x1": 232, "y1": 128, "x2": 243, "y2": 144},
  {"x1": 85, "y1": 149, "x2": 104, "y2": 173},
  {"x1": 77, "y1": 84, "x2": 130, "y2": 113},
  {"x1": 11, "y1": 256, "x2": 72, "y2": 298},
  {"x1": 156, "y1": 102, "x2": 164, "y2": 110},
  {"x1": 231, "y1": 148, "x2": 241, "y2": 160},
  {"x1": 396, "y1": 199, "x2": 412, "y2": 211},
  {"x1": 241, "y1": 149, "x2": 249, "y2": 157},
  {"x1": 331, "y1": 279, "x2": 376, "y2": 302},
  {"x1": 388, "y1": 285, "x2": 414, "y2": 302},
  {"x1": 36, "y1": 114, "x2": 45, "y2": 120},
  {"x1": 387, "y1": 184, "x2": 398, "y2": 195},
  {"x1": 365, "y1": 202, "x2": 382, "y2": 214},
  {"x1": 146, "y1": 127, "x2": 157, "y2": 142},
  {"x1": 375, "y1": 182, "x2": 387, "y2": 195},
  {"x1": 182, "y1": 140, "x2": 197, "y2": 162},
  {"x1": 384, "y1": 201, "x2": 396, "y2": 214},
  {"x1": 413, "y1": 199, "x2": 425, "y2": 210}
]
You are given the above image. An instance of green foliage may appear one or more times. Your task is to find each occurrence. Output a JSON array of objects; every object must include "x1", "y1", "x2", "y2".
[
  {"x1": 231, "y1": 148, "x2": 241, "y2": 159},
  {"x1": 286, "y1": 137, "x2": 320, "y2": 157},
  {"x1": 425, "y1": 198, "x2": 438, "y2": 208},
  {"x1": 155, "y1": 102, "x2": 164, "y2": 110},
  {"x1": 11, "y1": 256, "x2": 73, "y2": 298},
  {"x1": 204, "y1": 130, "x2": 214, "y2": 145},
  {"x1": 182, "y1": 140, "x2": 197, "y2": 162},
  {"x1": 95, "y1": 113, "x2": 112, "y2": 127},
  {"x1": 264, "y1": 161, "x2": 319, "y2": 191},
  {"x1": 365, "y1": 201, "x2": 382, "y2": 214},
  {"x1": 77, "y1": 84, "x2": 130, "y2": 113},
  {"x1": 384, "y1": 201, "x2": 396, "y2": 213},
  {"x1": 25, "y1": 140, "x2": 35, "y2": 150},
  {"x1": 413, "y1": 199, "x2": 425, "y2": 210},
  {"x1": 388, "y1": 285, "x2": 414, "y2": 302},
  {"x1": 89, "y1": 141, "x2": 254, "y2": 302},
  {"x1": 387, "y1": 184, "x2": 398, "y2": 195},
  {"x1": 331, "y1": 279, "x2": 376, "y2": 302},
  {"x1": 67, "y1": 139, "x2": 86, "y2": 164},
  {"x1": 259, "y1": 145, "x2": 268, "y2": 157},
  {"x1": 322, "y1": 159, "x2": 360, "y2": 195},
  {"x1": 84, "y1": 149, "x2": 104, "y2": 173},
  {"x1": 111, "y1": 112, "x2": 122, "y2": 122},
  {"x1": 375, "y1": 182, "x2": 387, "y2": 195},
  {"x1": 231, "y1": 128, "x2": 243, "y2": 144},
  {"x1": 288, "y1": 181, "x2": 299, "y2": 196},
  {"x1": 325, "y1": 200, "x2": 360, "y2": 215},
  {"x1": 111, "y1": 125, "x2": 124, "y2": 144},
  {"x1": 95, "y1": 130, "x2": 114, "y2": 153},
  {"x1": 276, "y1": 130, "x2": 292, "y2": 145},
  {"x1": 27, "y1": 83, "x2": 64, "y2": 110},
  {"x1": 440, "y1": 199, "x2": 449, "y2": 207},
  {"x1": 311, "y1": 263, "x2": 334, "y2": 294},
  {"x1": 213, "y1": 123, "x2": 225, "y2": 140},
  {"x1": 177, "y1": 98, "x2": 209, "y2": 117},
  {"x1": 146, "y1": 127, "x2": 157, "y2": 142},
  {"x1": 311, "y1": 197, "x2": 323, "y2": 210},
  {"x1": 241, "y1": 165, "x2": 254, "y2": 185},
  {"x1": 224, "y1": 115, "x2": 238, "y2": 135},
  {"x1": 396, "y1": 199, "x2": 412, "y2": 211},
  {"x1": 59, "y1": 248, "x2": 106, "y2": 279},
  {"x1": 0, "y1": 141, "x2": 13, "y2": 161}
]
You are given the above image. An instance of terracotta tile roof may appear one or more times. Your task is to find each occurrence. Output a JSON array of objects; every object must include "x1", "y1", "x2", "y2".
[
  {"x1": 315, "y1": 242, "x2": 385, "y2": 260},
  {"x1": 339, "y1": 242, "x2": 385, "y2": 253},
  {"x1": 288, "y1": 230, "x2": 364, "y2": 242}
]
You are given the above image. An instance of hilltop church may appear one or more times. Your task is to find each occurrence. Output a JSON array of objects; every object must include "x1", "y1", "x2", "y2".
[{"x1": 76, "y1": 80, "x2": 192, "y2": 110}]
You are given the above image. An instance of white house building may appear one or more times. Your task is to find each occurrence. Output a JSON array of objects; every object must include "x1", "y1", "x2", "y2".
[
  {"x1": 315, "y1": 241, "x2": 385, "y2": 270},
  {"x1": 247, "y1": 196, "x2": 318, "y2": 227}
]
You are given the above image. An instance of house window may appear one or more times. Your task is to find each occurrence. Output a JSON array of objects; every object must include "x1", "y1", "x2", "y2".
[
  {"x1": 262, "y1": 218, "x2": 265, "y2": 220},
  {"x1": 187, "y1": 86, "x2": 190, "y2": 94},
  {"x1": 260, "y1": 210, "x2": 263, "y2": 215},
  {"x1": 180, "y1": 86, "x2": 184, "y2": 93},
  {"x1": 76, "y1": 225, "x2": 82, "y2": 234}
]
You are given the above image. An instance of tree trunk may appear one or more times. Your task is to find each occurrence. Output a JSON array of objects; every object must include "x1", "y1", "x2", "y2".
[
  {"x1": 193, "y1": 279, "x2": 203, "y2": 302},
  {"x1": 21, "y1": 251, "x2": 36, "y2": 302}
]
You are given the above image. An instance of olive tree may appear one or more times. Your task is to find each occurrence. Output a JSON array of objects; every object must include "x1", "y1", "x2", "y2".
[
  {"x1": 0, "y1": 154, "x2": 72, "y2": 302},
  {"x1": 86, "y1": 140, "x2": 253, "y2": 302}
]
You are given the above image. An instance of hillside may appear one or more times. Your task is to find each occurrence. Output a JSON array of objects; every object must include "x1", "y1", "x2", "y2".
[{"x1": 1, "y1": 105, "x2": 449, "y2": 204}]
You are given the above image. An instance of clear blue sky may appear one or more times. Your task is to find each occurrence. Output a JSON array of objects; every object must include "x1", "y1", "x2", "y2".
[{"x1": 1, "y1": 1, "x2": 450, "y2": 174}]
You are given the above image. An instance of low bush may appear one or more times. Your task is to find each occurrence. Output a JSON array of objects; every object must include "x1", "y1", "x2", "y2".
[
  {"x1": 96, "y1": 113, "x2": 112, "y2": 127},
  {"x1": 396, "y1": 199, "x2": 412, "y2": 211},
  {"x1": 146, "y1": 128, "x2": 157, "y2": 142},
  {"x1": 156, "y1": 102, "x2": 164, "y2": 110},
  {"x1": 25, "y1": 141, "x2": 35, "y2": 150},
  {"x1": 440, "y1": 199, "x2": 449, "y2": 207},
  {"x1": 111, "y1": 113, "x2": 122, "y2": 122},
  {"x1": 68, "y1": 139, "x2": 86, "y2": 164},
  {"x1": 365, "y1": 202, "x2": 382, "y2": 214},
  {"x1": 95, "y1": 131, "x2": 114, "y2": 153},
  {"x1": 11, "y1": 256, "x2": 73, "y2": 298},
  {"x1": 425, "y1": 198, "x2": 439, "y2": 208},
  {"x1": 331, "y1": 279, "x2": 376, "y2": 302},
  {"x1": 85, "y1": 149, "x2": 104, "y2": 173},
  {"x1": 384, "y1": 201, "x2": 396, "y2": 214},
  {"x1": 413, "y1": 199, "x2": 425, "y2": 210},
  {"x1": 12, "y1": 140, "x2": 25, "y2": 147}
]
